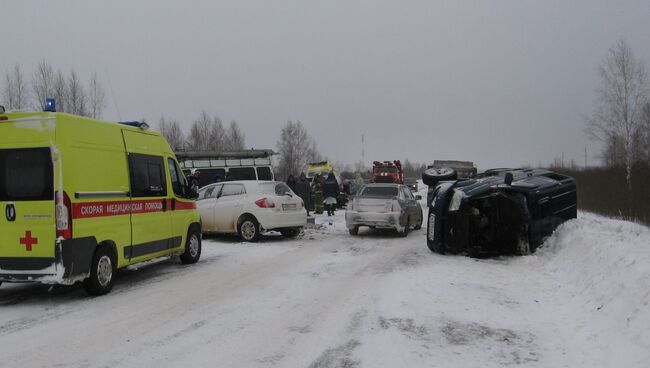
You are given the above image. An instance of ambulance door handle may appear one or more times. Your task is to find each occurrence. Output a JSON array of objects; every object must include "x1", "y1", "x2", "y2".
[
  {"x1": 6, "y1": 203, "x2": 16, "y2": 222},
  {"x1": 171, "y1": 198, "x2": 176, "y2": 210},
  {"x1": 162, "y1": 199, "x2": 167, "y2": 212}
]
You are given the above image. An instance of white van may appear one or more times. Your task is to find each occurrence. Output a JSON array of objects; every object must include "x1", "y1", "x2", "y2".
[{"x1": 177, "y1": 150, "x2": 275, "y2": 187}]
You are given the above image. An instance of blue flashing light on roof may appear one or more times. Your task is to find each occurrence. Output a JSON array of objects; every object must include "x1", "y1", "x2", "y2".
[
  {"x1": 118, "y1": 121, "x2": 150, "y2": 130},
  {"x1": 44, "y1": 98, "x2": 56, "y2": 112}
]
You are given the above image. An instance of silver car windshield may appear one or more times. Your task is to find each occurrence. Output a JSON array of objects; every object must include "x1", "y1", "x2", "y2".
[{"x1": 359, "y1": 186, "x2": 398, "y2": 197}]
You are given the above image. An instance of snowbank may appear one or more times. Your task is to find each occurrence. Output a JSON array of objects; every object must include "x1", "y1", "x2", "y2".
[{"x1": 539, "y1": 213, "x2": 650, "y2": 366}]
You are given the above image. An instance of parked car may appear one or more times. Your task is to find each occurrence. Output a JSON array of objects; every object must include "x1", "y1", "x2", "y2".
[
  {"x1": 197, "y1": 181, "x2": 306, "y2": 242},
  {"x1": 426, "y1": 168, "x2": 577, "y2": 257},
  {"x1": 346, "y1": 183, "x2": 423, "y2": 237},
  {"x1": 405, "y1": 178, "x2": 418, "y2": 192}
]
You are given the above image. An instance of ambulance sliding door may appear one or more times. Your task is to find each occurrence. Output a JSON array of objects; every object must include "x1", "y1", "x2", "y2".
[{"x1": 121, "y1": 130, "x2": 173, "y2": 262}]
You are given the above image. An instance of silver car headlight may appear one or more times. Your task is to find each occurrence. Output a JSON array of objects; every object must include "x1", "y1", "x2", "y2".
[{"x1": 448, "y1": 189, "x2": 464, "y2": 211}]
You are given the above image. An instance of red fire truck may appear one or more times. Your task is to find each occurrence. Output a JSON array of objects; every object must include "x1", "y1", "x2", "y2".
[{"x1": 371, "y1": 160, "x2": 404, "y2": 184}]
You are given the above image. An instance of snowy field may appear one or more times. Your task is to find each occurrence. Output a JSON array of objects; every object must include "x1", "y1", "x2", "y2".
[{"x1": 1, "y1": 186, "x2": 649, "y2": 368}]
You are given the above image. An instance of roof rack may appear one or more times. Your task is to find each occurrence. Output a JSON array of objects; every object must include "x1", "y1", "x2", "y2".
[{"x1": 175, "y1": 149, "x2": 276, "y2": 160}]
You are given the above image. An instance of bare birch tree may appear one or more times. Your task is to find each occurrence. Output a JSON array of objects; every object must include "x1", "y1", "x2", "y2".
[
  {"x1": 208, "y1": 115, "x2": 225, "y2": 150},
  {"x1": 587, "y1": 40, "x2": 648, "y2": 195},
  {"x1": 2, "y1": 64, "x2": 29, "y2": 110},
  {"x1": 187, "y1": 111, "x2": 213, "y2": 150},
  {"x1": 53, "y1": 69, "x2": 67, "y2": 113},
  {"x1": 276, "y1": 120, "x2": 321, "y2": 179},
  {"x1": 159, "y1": 115, "x2": 185, "y2": 151},
  {"x1": 641, "y1": 102, "x2": 650, "y2": 163},
  {"x1": 67, "y1": 69, "x2": 87, "y2": 116},
  {"x1": 88, "y1": 73, "x2": 107, "y2": 119},
  {"x1": 31, "y1": 61, "x2": 55, "y2": 110},
  {"x1": 225, "y1": 120, "x2": 246, "y2": 150}
]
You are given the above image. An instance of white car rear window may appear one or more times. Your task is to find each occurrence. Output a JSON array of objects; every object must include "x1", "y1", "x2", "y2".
[{"x1": 260, "y1": 182, "x2": 292, "y2": 196}]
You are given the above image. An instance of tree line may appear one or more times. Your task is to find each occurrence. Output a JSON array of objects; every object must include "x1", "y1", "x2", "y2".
[
  {"x1": 159, "y1": 117, "x2": 324, "y2": 181},
  {"x1": 2, "y1": 61, "x2": 107, "y2": 118},
  {"x1": 158, "y1": 112, "x2": 246, "y2": 152}
]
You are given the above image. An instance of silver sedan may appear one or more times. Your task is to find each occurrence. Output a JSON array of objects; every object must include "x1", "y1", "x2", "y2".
[{"x1": 345, "y1": 183, "x2": 423, "y2": 237}]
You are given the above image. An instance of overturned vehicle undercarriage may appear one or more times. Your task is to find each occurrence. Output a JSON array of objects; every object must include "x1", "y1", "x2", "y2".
[{"x1": 424, "y1": 168, "x2": 577, "y2": 257}]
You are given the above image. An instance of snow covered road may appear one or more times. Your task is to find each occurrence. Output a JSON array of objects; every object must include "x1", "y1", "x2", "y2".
[{"x1": 1, "y1": 210, "x2": 648, "y2": 368}]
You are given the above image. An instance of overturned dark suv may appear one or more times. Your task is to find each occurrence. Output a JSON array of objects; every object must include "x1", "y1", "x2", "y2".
[{"x1": 423, "y1": 168, "x2": 577, "y2": 256}]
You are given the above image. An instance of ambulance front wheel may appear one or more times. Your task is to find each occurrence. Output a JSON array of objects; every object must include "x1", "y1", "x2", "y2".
[
  {"x1": 83, "y1": 245, "x2": 117, "y2": 296},
  {"x1": 180, "y1": 226, "x2": 202, "y2": 264}
]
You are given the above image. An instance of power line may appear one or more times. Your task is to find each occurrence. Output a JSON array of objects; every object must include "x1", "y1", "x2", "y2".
[{"x1": 104, "y1": 68, "x2": 122, "y2": 121}]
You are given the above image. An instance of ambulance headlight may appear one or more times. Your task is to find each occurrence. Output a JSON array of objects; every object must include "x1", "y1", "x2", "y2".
[{"x1": 448, "y1": 189, "x2": 464, "y2": 212}]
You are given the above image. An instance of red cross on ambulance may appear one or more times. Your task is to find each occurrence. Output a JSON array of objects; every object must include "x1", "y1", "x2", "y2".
[{"x1": 19, "y1": 230, "x2": 38, "y2": 252}]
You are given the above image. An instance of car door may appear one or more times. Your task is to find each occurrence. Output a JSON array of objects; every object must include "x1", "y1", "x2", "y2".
[
  {"x1": 122, "y1": 130, "x2": 173, "y2": 262},
  {"x1": 125, "y1": 152, "x2": 172, "y2": 261},
  {"x1": 166, "y1": 157, "x2": 198, "y2": 248},
  {"x1": 401, "y1": 186, "x2": 420, "y2": 221},
  {"x1": 196, "y1": 184, "x2": 222, "y2": 232},
  {"x1": 214, "y1": 183, "x2": 246, "y2": 232},
  {"x1": 0, "y1": 148, "x2": 57, "y2": 265}
]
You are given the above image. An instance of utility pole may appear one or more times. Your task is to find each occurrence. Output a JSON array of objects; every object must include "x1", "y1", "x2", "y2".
[{"x1": 361, "y1": 134, "x2": 365, "y2": 166}]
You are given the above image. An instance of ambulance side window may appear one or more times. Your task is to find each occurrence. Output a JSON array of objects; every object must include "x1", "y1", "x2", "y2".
[
  {"x1": 167, "y1": 158, "x2": 184, "y2": 197},
  {"x1": 128, "y1": 154, "x2": 167, "y2": 197}
]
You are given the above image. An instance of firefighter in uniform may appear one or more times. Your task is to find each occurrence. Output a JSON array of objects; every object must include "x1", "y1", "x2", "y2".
[{"x1": 312, "y1": 173, "x2": 325, "y2": 214}]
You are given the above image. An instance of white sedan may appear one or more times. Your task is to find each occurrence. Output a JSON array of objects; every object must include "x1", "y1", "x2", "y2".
[{"x1": 197, "y1": 181, "x2": 306, "y2": 242}]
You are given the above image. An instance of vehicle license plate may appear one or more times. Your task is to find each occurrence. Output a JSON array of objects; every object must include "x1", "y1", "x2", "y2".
[
  {"x1": 428, "y1": 213, "x2": 435, "y2": 240},
  {"x1": 282, "y1": 203, "x2": 297, "y2": 211}
]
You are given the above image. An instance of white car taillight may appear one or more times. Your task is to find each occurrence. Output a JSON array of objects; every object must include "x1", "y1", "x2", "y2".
[{"x1": 255, "y1": 197, "x2": 275, "y2": 208}]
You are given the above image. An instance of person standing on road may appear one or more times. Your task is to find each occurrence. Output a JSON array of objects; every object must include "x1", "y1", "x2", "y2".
[
  {"x1": 295, "y1": 173, "x2": 312, "y2": 216},
  {"x1": 323, "y1": 172, "x2": 339, "y2": 216},
  {"x1": 190, "y1": 169, "x2": 201, "y2": 193},
  {"x1": 354, "y1": 172, "x2": 364, "y2": 194},
  {"x1": 286, "y1": 174, "x2": 297, "y2": 194},
  {"x1": 312, "y1": 173, "x2": 325, "y2": 214}
]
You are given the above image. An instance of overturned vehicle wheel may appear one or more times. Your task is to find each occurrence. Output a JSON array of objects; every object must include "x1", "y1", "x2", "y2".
[{"x1": 422, "y1": 167, "x2": 457, "y2": 187}]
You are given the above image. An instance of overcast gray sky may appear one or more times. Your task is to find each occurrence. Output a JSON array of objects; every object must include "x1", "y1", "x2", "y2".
[{"x1": 3, "y1": 0, "x2": 650, "y2": 169}]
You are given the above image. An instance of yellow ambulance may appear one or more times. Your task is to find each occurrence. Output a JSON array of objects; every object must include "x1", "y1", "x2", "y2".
[{"x1": 0, "y1": 107, "x2": 201, "y2": 295}]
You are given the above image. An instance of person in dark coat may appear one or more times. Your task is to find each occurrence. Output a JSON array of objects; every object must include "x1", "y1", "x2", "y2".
[
  {"x1": 295, "y1": 173, "x2": 312, "y2": 216},
  {"x1": 312, "y1": 173, "x2": 325, "y2": 214},
  {"x1": 189, "y1": 169, "x2": 201, "y2": 193},
  {"x1": 323, "y1": 171, "x2": 339, "y2": 216},
  {"x1": 286, "y1": 174, "x2": 297, "y2": 194}
]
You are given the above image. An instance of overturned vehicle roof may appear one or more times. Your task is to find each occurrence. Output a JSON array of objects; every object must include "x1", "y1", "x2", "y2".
[{"x1": 425, "y1": 168, "x2": 577, "y2": 257}]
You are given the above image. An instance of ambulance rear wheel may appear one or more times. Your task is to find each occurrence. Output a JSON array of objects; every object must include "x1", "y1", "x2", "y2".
[
  {"x1": 83, "y1": 245, "x2": 117, "y2": 296},
  {"x1": 180, "y1": 227, "x2": 202, "y2": 264}
]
